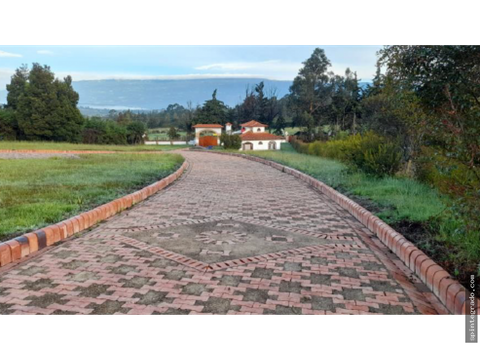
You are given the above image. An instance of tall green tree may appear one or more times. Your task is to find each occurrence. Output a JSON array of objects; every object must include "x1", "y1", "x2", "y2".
[
  {"x1": 380, "y1": 46, "x2": 480, "y2": 176},
  {"x1": 6, "y1": 64, "x2": 29, "y2": 111},
  {"x1": 193, "y1": 89, "x2": 228, "y2": 125},
  {"x1": 126, "y1": 121, "x2": 146, "y2": 144},
  {"x1": 289, "y1": 48, "x2": 333, "y2": 137},
  {"x1": 8, "y1": 63, "x2": 84, "y2": 142}
]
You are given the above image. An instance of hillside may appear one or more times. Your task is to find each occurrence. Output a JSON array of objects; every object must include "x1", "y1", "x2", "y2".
[{"x1": 1, "y1": 79, "x2": 371, "y2": 111}]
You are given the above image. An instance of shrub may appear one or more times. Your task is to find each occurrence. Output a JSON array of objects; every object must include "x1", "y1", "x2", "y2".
[
  {"x1": 220, "y1": 133, "x2": 242, "y2": 149},
  {"x1": 127, "y1": 121, "x2": 146, "y2": 144},
  {"x1": 167, "y1": 127, "x2": 179, "y2": 140},
  {"x1": 290, "y1": 137, "x2": 310, "y2": 154},
  {"x1": 340, "y1": 131, "x2": 401, "y2": 176},
  {"x1": 291, "y1": 132, "x2": 402, "y2": 177},
  {"x1": 82, "y1": 118, "x2": 127, "y2": 145},
  {"x1": 362, "y1": 143, "x2": 402, "y2": 176}
]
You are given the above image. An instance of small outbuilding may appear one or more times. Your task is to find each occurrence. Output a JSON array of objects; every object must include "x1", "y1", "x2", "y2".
[{"x1": 193, "y1": 124, "x2": 223, "y2": 147}]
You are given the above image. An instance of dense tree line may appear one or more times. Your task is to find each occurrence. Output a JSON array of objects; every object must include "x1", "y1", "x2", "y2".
[
  {"x1": 287, "y1": 46, "x2": 480, "y2": 241},
  {"x1": 0, "y1": 63, "x2": 146, "y2": 144}
]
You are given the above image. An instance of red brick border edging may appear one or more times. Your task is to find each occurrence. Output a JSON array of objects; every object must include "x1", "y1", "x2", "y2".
[
  {"x1": 190, "y1": 149, "x2": 478, "y2": 315},
  {"x1": 0, "y1": 158, "x2": 188, "y2": 269}
]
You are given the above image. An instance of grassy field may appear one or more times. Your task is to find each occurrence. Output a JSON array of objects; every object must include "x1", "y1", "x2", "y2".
[
  {"x1": 248, "y1": 144, "x2": 445, "y2": 223},
  {"x1": 240, "y1": 143, "x2": 480, "y2": 287},
  {"x1": 283, "y1": 127, "x2": 302, "y2": 135},
  {"x1": 0, "y1": 141, "x2": 188, "y2": 152},
  {"x1": 147, "y1": 128, "x2": 188, "y2": 141},
  {"x1": 0, "y1": 152, "x2": 184, "y2": 241}
]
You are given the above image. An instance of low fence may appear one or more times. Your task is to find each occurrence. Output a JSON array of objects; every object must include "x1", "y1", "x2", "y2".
[{"x1": 145, "y1": 140, "x2": 188, "y2": 145}]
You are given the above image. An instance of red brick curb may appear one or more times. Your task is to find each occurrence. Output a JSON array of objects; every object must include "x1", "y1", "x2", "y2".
[
  {"x1": 190, "y1": 149, "x2": 478, "y2": 315},
  {"x1": 0, "y1": 160, "x2": 188, "y2": 269}
]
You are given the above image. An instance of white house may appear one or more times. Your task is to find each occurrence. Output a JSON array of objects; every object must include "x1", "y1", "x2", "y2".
[
  {"x1": 239, "y1": 120, "x2": 285, "y2": 151},
  {"x1": 192, "y1": 120, "x2": 286, "y2": 151}
]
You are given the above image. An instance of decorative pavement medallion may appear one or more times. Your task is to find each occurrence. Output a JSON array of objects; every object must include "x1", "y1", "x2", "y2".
[{"x1": 109, "y1": 219, "x2": 359, "y2": 270}]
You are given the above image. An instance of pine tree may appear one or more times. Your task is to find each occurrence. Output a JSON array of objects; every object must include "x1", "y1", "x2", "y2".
[
  {"x1": 193, "y1": 89, "x2": 228, "y2": 124},
  {"x1": 289, "y1": 48, "x2": 333, "y2": 136},
  {"x1": 9, "y1": 63, "x2": 84, "y2": 142}
]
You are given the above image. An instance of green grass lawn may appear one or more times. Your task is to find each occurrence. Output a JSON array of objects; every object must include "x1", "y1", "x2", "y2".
[
  {"x1": 147, "y1": 127, "x2": 188, "y2": 141},
  {"x1": 249, "y1": 144, "x2": 445, "y2": 223},
  {"x1": 0, "y1": 152, "x2": 184, "y2": 241},
  {"x1": 283, "y1": 127, "x2": 302, "y2": 136},
  {"x1": 0, "y1": 141, "x2": 188, "y2": 152}
]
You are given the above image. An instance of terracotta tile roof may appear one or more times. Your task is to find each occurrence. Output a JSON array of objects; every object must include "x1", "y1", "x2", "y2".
[
  {"x1": 240, "y1": 120, "x2": 268, "y2": 128},
  {"x1": 240, "y1": 131, "x2": 284, "y2": 141},
  {"x1": 192, "y1": 124, "x2": 224, "y2": 128}
]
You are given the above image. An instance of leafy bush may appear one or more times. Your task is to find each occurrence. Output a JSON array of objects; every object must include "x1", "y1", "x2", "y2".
[
  {"x1": 342, "y1": 132, "x2": 401, "y2": 176},
  {"x1": 362, "y1": 143, "x2": 402, "y2": 176},
  {"x1": 127, "y1": 121, "x2": 146, "y2": 144},
  {"x1": 291, "y1": 132, "x2": 402, "y2": 177},
  {"x1": 220, "y1": 133, "x2": 242, "y2": 149},
  {"x1": 82, "y1": 118, "x2": 127, "y2": 145}
]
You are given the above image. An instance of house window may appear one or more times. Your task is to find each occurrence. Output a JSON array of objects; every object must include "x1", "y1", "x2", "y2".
[
  {"x1": 257, "y1": 128, "x2": 261, "y2": 132},
  {"x1": 259, "y1": 142, "x2": 263, "y2": 145}
]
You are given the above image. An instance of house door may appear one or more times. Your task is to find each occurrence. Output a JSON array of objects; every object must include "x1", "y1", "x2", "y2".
[
  {"x1": 199, "y1": 136, "x2": 217, "y2": 147},
  {"x1": 268, "y1": 141, "x2": 276, "y2": 150},
  {"x1": 243, "y1": 142, "x2": 253, "y2": 150}
]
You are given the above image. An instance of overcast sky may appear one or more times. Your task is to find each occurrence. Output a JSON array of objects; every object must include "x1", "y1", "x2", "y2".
[{"x1": 0, "y1": 45, "x2": 382, "y2": 89}]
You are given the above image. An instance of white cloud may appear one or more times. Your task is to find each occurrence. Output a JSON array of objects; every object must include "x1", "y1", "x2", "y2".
[
  {"x1": 55, "y1": 71, "x2": 276, "y2": 81},
  {"x1": 37, "y1": 50, "x2": 54, "y2": 55},
  {"x1": 194, "y1": 60, "x2": 302, "y2": 79},
  {"x1": 0, "y1": 50, "x2": 22, "y2": 58}
]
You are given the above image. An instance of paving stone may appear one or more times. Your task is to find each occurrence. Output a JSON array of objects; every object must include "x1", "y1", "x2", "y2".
[
  {"x1": 0, "y1": 151, "x2": 443, "y2": 315},
  {"x1": 182, "y1": 283, "x2": 208, "y2": 296},
  {"x1": 236, "y1": 288, "x2": 272, "y2": 304},
  {"x1": 264, "y1": 305, "x2": 302, "y2": 315},
  {"x1": 197, "y1": 297, "x2": 240, "y2": 314},
  {"x1": 75, "y1": 284, "x2": 114, "y2": 298},
  {"x1": 134, "y1": 290, "x2": 171, "y2": 305},
  {"x1": 24, "y1": 278, "x2": 56, "y2": 291},
  {"x1": 279, "y1": 280, "x2": 303, "y2": 294},
  {"x1": 25, "y1": 293, "x2": 68, "y2": 308},
  {"x1": 87, "y1": 300, "x2": 128, "y2": 315}
]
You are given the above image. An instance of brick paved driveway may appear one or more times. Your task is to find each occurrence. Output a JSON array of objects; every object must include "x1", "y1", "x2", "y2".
[{"x1": 0, "y1": 151, "x2": 447, "y2": 314}]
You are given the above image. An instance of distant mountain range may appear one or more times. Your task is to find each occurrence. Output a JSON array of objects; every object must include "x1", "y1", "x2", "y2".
[
  {"x1": 0, "y1": 78, "x2": 371, "y2": 113},
  {"x1": 73, "y1": 78, "x2": 293, "y2": 110}
]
